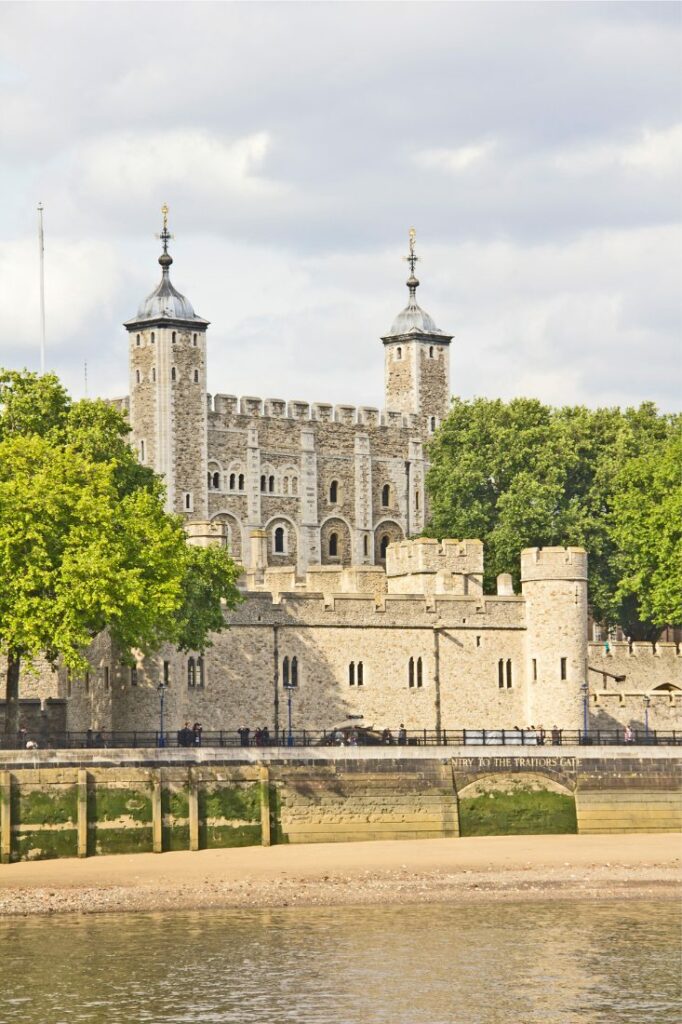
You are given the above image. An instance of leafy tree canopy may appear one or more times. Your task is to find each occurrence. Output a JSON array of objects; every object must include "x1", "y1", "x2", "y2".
[
  {"x1": 425, "y1": 397, "x2": 680, "y2": 638},
  {"x1": 0, "y1": 369, "x2": 242, "y2": 735}
]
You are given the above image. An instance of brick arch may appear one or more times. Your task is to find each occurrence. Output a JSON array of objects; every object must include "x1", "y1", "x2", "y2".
[
  {"x1": 264, "y1": 515, "x2": 298, "y2": 566},
  {"x1": 320, "y1": 516, "x2": 352, "y2": 566},
  {"x1": 373, "y1": 519, "x2": 404, "y2": 564},
  {"x1": 456, "y1": 771, "x2": 575, "y2": 798},
  {"x1": 210, "y1": 512, "x2": 243, "y2": 561}
]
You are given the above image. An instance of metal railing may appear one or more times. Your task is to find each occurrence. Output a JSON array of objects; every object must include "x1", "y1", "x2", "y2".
[{"x1": 0, "y1": 727, "x2": 679, "y2": 751}]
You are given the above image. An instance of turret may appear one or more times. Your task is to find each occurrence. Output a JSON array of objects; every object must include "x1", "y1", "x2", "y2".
[
  {"x1": 124, "y1": 205, "x2": 209, "y2": 518},
  {"x1": 521, "y1": 547, "x2": 588, "y2": 729},
  {"x1": 382, "y1": 229, "x2": 452, "y2": 434}
]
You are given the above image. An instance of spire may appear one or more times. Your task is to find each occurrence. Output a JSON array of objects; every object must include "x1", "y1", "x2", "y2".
[
  {"x1": 156, "y1": 203, "x2": 174, "y2": 274},
  {"x1": 402, "y1": 226, "x2": 419, "y2": 306}
]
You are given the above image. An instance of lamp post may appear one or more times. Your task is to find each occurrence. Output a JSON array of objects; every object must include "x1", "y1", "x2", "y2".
[
  {"x1": 157, "y1": 683, "x2": 168, "y2": 748},
  {"x1": 581, "y1": 682, "x2": 589, "y2": 743},
  {"x1": 644, "y1": 695, "x2": 651, "y2": 742}
]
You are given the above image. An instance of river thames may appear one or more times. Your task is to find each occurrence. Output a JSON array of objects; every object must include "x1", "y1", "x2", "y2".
[{"x1": 0, "y1": 899, "x2": 679, "y2": 1023}]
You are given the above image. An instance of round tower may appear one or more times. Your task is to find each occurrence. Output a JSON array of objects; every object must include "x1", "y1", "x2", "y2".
[
  {"x1": 124, "y1": 206, "x2": 210, "y2": 518},
  {"x1": 382, "y1": 228, "x2": 452, "y2": 435},
  {"x1": 521, "y1": 546, "x2": 588, "y2": 730}
]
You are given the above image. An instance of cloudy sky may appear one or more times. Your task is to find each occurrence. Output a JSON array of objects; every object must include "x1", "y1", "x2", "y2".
[{"x1": 1, "y1": 2, "x2": 680, "y2": 411}]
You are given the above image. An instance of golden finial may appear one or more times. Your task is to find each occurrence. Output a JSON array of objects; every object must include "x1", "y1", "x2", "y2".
[
  {"x1": 161, "y1": 203, "x2": 169, "y2": 231},
  {"x1": 403, "y1": 227, "x2": 419, "y2": 275}
]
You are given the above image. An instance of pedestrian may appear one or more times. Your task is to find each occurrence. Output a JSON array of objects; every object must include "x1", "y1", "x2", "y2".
[
  {"x1": 192, "y1": 722, "x2": 203, "y2": 747},
  {"x1": 537, "y1": 724, "x2": 546, "y2": 746},
  {"x1": 254, "y1": 727, "x2": 263, "y2": 747},
  {"x1": 261, "y1": 725, "x2": 270, "y2": 746},
  {"x1": 551, "y1": 725, "x2": 561, "y2": 745},
  {"x1": 398, "y1": 723, "x2": 407, "y2": 745},
  {"x1": 624, "y1": 725, "x2": 634, "y2": 743},
  {"x1": 238, "y1": 726, "x2": 250, "y2": 747}
]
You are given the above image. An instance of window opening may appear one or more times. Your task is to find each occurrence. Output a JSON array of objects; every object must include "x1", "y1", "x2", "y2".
[
  {"x1": 140, "y1": 440, "x2": 145, "y2": 462},
  {"x1": 188, "y1": 657, "x2": 196, "y2": 688},
  {"x1": 282, "y1": 656, "x2": 290, "y2": 686},
  {"x1": 349, "y1": 662, "x2": 355, "y2": 686},
  {"x1": 163, "y1": 661, "x2": 170, "y2": 685},
  {"x1": 274, "y1": 526, "x2": 285, "y2": 554},
  {"x1": 151, "y1": 332, "x2": 155, "y2": 343},
  {"x1": 506, "y1": 659, "x2": 512, "y2": 688},
  {"x1": 85, "y1": 672, "x2": 90, "y2": 694},
  {"x1": 560, "y1": 657, "x2": 567, "y2": 680},
  {"x1": 193, "y1": 333, "x2": 197, "y2": 346},
  {"x1": 260, "y1": 475, "x2": 266, "y2": 492},
  {"x1": 382, "y1": 484, "x2": 390, "y2": 507},
  {"x1": 416, "y1": 657, "x2": 423, "y2": 688},
  {"x1": 429, "y1": 346, "x2": 434, "y2": 357},
  {"x1": 498, "y1": 659, "x2": 504, "y2": 689},
  {"x1": 238, "y1": 473, "x2": 244, "y2": 490},
  {"x1": 396, "y1": 347, "x2": 402, "y2": 360},
  {"x1": 475, "y1": 635, "x2": 481, "y2": 647},
  {"x1": 185, "y1": 492, "x2": 192, "y2": 510},
  {"x1": 329, "y1": 480, "x2": 338, "y2": 503},
  {"x1": 211, "y1": 471, "x2": 220, "y2": 490},
  {"x1": 172, "y1": 331, "x2": 176, "y2": 344},
  {"x1": 194, "y1": 369, "x2": 199, "y2": 383},
  {"x1": 229, "y1": 473, "x2": 236, "y2": 490},
  {"x1": 363, "y1": 535, "x2": 369, "y2": 557},
  {"x1": 136, "y1": 334, "x2": 140, "y2": 346},
  {"x1": 329, "y1": 532, "x2": 338, "y2": 557},
  {"x1": 171, "y1": 367, "x2": 177, "y2": 382},
  {"x1": 197, "y1": 656, "x2": 205, "y2": 688},
  {"x1": 268, "y1": 475, "x2": 275, "y2": 493},
  {"x1": 430, "y1": 417, "x2": 436, "y2": 432},
  {"x1": 152, "y1": 367, "x2": 156, "y2": 382},
  {"x1": 532, "y1": 658, "x2": 537, "y2": 681},
  {"x1": 136, "y1": 369, "x2": 140, "y2": 384},
  {"x1": 104, "y1": 666, "x2": 110, "y2": 691},
  {"x1": 357, "y1": 661, "x2": 364, "y2": 686},
  {"x1": 408, "y1": 657, "x2": 414, "y2": 688},
  {"x1": 415, "y1": 491, "x2": 419, "y2": 510},
  {"x1": 291, "y1": 656, "x2": 298, "y2": 686},
  {"x1": 380, "y1": 534, "x2": 389, "y2": 559}
]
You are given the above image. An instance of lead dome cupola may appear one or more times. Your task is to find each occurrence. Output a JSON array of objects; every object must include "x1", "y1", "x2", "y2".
[{"x1": 382, "y1": 229, "x2": 451, "y2": 341}]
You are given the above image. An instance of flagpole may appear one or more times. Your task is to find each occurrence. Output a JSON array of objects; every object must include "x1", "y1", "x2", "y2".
[{"x1": 37, "y1": 203, "x2": 46, "y2": 374}]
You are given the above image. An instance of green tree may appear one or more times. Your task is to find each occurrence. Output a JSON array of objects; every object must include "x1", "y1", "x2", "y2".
[
  {"x1": 425, "y1": 397, "x2": 677, "y2": 638},
  {"x1": 0, "y1": 370, "x2": 241, "y2": 737},
  {"x1": 611, "y1": 420, "x2": 682, "y2": 628}
]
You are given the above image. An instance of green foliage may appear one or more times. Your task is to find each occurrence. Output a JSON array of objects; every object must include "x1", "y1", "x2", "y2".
[
  {"x1": 426, "y1": 397, "x2": 679, "y2": 636},
  {"x1": 458, "y1": 789, "x2": 577, "y2": 836},
  {"x1": 0, "y1": 369, "x2": 242, "y2": 732}
]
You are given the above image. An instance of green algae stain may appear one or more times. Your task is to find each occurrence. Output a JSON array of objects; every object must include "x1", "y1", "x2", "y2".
[
  {"x1": 16, "y1": 788, "x2": 78, "y2": 826},
  {"x1": 458, "y1": 789, "x2": 577, "y2": 837}
]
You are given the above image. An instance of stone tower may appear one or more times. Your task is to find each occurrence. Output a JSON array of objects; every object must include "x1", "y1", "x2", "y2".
[
  {"x1": 382, "y1": 229, "x2": 452, "y2": 433},
  {"x1": 124, "y1": 207, "x2": 209, "y2": 518},
  {"x1": 521, "y1": 547, "x2": 589, "y2": 730}
]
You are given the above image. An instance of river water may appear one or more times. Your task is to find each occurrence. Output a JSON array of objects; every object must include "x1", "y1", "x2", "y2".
[{"x1": 0, "y1": 900, "x2": 679, "y2": 1023}]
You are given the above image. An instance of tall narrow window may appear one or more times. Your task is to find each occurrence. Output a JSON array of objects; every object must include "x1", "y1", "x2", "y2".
[
  {"x1": 329, "y1": 480, "x2": 338, "y2": 503},
  {"x1": 211, "y1": 471, "x2": 220, "y2": 490},
  {"x1": 415, "y1": 491, "x2": 419, "y2": 510},
  {"x1": 363, "y1": 535, "x2": 369, "y2": 557},
  {"x1": 349, "y1": 662, "x2": 355, "y2": 686},
  {"x1": 429, "y1": 345, "x2": 434, "y2": 357},
  {"x1": 382, "y1": 484, "x2": 390, "y2": 507},
  {"x1": 185, "y1": 492, "x2": 192, "y2": 510},
  {"x1": 197, "y1": 656, "x2": 205, "y2": 688},
  {"x1": 152, "y1": 367, "x2": 156, "y2": 382},
  {"x1": 135, "y1": 369, "x2": 141, "y2": 384},
  {"x1": 282, "y1": 656, "x2": 290, "y2": 686},
  {"x1": 172, "y1": 331, "x2": 176, "y2": 344},
  {"x1": 193, "y1": 333, "x2": 198, "y2": 346},
  {"x1": 238, "y1": 473, "x2": 244, "y2": 490},
  {"x1": 151, "y1": 332, "x2": 155, "y2": 344},
  {"x1": 85, "y1": 672, "x2": 90, "y2": 694},
  {"x1": 532, "y1": 658, "x2": 537, "y2": 681},
  {"x1": 261, "y1": 475, "x2": 266, "y2": 492},
  {"x1": 560, "y1": 657, "x2": 567, "y2": 680},
  {"x1": 104, "y1": 666, "x2": 110, "y2": 691},
  {"x1": 506, "y1": 659, "x2": 512, "y2": 688},
  {"x1": 396, "y1": 347, "x2": 402, "y2": 360},
  {"x1": 193, "y1": 369, "x2": 199, "y2": 383},
  {"x1": 416, "y1": 657, "x2": 423, "y2": 688},
  {"x1": 163, "y1": 661, "x2": 170, "y2": 685},
  {"x1": 188, "y1": 657, "x2": 196, "y2": 688},
  {"x1": 329, "y1": 532, "x2": 338, "y2": 557},
  {"x1": 268, "y1": 475, "x2": 275, "y2": 493},
  {"x1": 357, "y1": 661, "x2": 364, "y2": 686},
  {"x1": 408, "y1": 657, "x2": 415, "y2": 688},
  {"x1": 498, "y1": 659, "x2": 504, "y2": 688},
  {"x1": 380, "y1": 534, "x2": 389, "y2": 560},
  {"x1": 291, "y1": 656, "x2": 298, "y2": 686},
  {"x1": 274, "y1": 526, "x2": 285, "y2": 553},
  {"x1": 140, "y1": 440, "x2": 145, "y2": 462},
  {"x1": 66, "y1": 672, "x2": 71, "y2": 698},
  {"x1": 430, "y1": 417, "x2": 436, "y2": 432},
  {"x1": 130, "y1": 666, "x2": 138, "y2": 687},
  {"x1": 229, "y1": 473, "x2": 236, "y2": 490},
  {"x1": 476, "y1": 635, "x2": 481, "y2": 647},
  {"x1": 171, "y1": 367, "x2": 177, "y2": 382},
  {"x1": 136, "y1": 334, "x2": 140, "y2": 346},
  {"x1": 292, "y1": 477, "x2": 298, "y2": 495}
]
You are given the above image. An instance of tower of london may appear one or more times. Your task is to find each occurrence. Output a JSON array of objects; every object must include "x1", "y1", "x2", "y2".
[{"x1": 122, "y1": 215, "x2": 451, "y2": 574}]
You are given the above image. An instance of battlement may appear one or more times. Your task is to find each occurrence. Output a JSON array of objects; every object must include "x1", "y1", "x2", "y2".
[
  {"x1": 386, "y1": 537, "x2": 484, "y2": 578},
  {"x1": 589, "y1": 641, "x2": 681, "y2": 663},
  {"x1": 185, "y1": 520, "x2": 227, "y2": 548},
  {"x1": 207, "y1": 394, "x2": 420, "y2": 429},
  {"x1": 520, "y1": 546, "x2": 588, "y2": 583}
]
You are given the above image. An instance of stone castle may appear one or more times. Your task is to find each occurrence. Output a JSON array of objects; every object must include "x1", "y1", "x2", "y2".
[{"x1": 13, "y1": 214, "x2": 682, "y2": 737}]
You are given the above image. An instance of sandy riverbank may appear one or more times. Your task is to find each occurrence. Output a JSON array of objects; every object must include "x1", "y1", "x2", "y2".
[{"x1": 0, "y1": 833, "x2": 679, "y2": 917}]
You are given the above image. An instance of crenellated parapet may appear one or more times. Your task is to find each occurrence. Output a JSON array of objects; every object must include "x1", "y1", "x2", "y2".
[
  {"x1": 207, "y1": 394, "x2": 420, "y2": 429},
  {"x1": 520, "y1": 546, "x2": 588, "y2": 582},
  {"x1": 386, "y1": 537, "x2": 484, "y2": 595}
]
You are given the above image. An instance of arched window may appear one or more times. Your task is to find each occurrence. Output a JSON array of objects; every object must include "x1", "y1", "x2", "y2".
[
  {"x1": 268, "y1": 475, "x2": 275, "y2": 493},
  {"x1": 380, "y1": 534, "x2": 390, "y2": 559},
  {"x1": 211, "y1": 471, "x2": 220, "y2": 490},
  {"x1": 329, "y1": 532, "x2": 338, "y2": 557},
  {"x1": 193, "y1": 369, "x2": 199, "y2": 383},
  {"x1": 135, "y1": 369, "x2": 141, "y2": 384},
  {"x1": 429, "y1": 345, "x2": 434, "y2": 357},
  {"x1": 283, "y1": 476, "x2": 289, "y2": 494},
  {"x1": 282, "y1": 656, "x2": 289, "y2": 686},
  {"x1": 171, "y1": 366, "x2": 177, "y2": 382},
  {"x1": 396, "y1": 347, "x2": 402, "y2": 360},
  {"x1": 184, "y1": 492, "x2": 192, "y2": 511},
  {"x1": 152, "y1": 367, "x2": 156, "y2": 382},
  {"x1": 329, "y1": 480, "x2": 338, "y2": 503},
  {"x1": 417, "y1": 657, "x2": 423, "y2": 688},
  {"x1": 229, "y1": 473, "x2": 236, "y2": 490},
  {"x1": 382, "y1": 484, "x2": 390, "y2": 507},
  {"x1": 274, "y1": 526, "x2": 285, "y2": 553},
  {"x1": 408, "y1": 657, "x2": 415, "y2": 688},
  {"x1": 357, "y1": 661, "x2": 364, "y2": 686},
  {"x1": 172, "y1": 331, "x2": 176, "y2": 344},
  {"x1": 506, "y1": 659, "x2": 512, "y2": 688},
  {"x1": 291, "y1": 656, "x2": 298, "y2": 686},
  {"x1": 238, "y1": 473, "x2": 244, "y2": 490},
  {"x1": 349, "y1": 662, "x2": 355, "y2": 686},
  {"x1": 292, "y1": 477, "x2": 298, "y2": 496},
  {"x1": 363, "y1": 535, "x2": 369, "y2": 557},
  {"x1": 260, "y1": 475, "x2": 266, "y2": 492},
  {"x1": 193, "y1": 333, "x2": 198, "y2": 346},
  {"x1": 197, "y1": 656, "x2": 205, "y2": 689},
  {"x1": 498, "y1": 659, "x2": 504, "y2": 688},
  {"x1": 136, "y1": 333, "x2": 140, "y2": 347},
  {"x1": 188, "y1": 657, "x2": 196, "y2": 688}
]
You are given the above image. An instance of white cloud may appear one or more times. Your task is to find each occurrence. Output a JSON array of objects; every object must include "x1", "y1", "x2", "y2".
[
  {"x1": 551, "y1": 124, "x2": 682, "y2": 176},
  {"x1": 414, "y1": 141, "x2": 497, "y2": 173}
]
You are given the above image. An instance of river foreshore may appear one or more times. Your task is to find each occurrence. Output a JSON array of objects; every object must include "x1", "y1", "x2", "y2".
[{"x1": 0, "y1": 833, "x2": 679, "y2": 918}]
